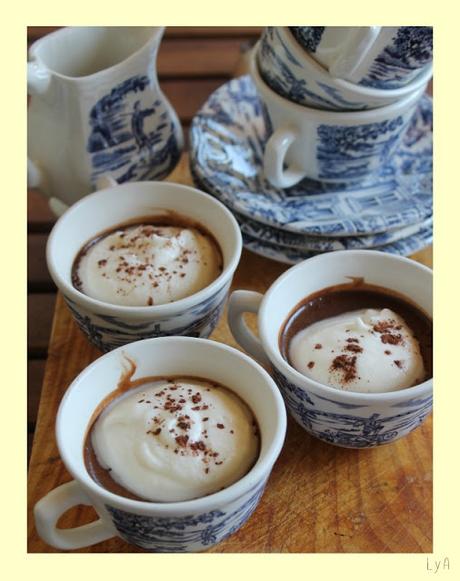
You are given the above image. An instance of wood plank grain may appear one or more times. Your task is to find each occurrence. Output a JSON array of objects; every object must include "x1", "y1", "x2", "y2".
[
  {"x1": 28, "y1": 234, "x2": 55, "y2": 292},
  {"x1": 157, "y1": 38, "x2": 255, "y2": 78},
  {"x1": 28, "y1": 293, "x2": 56, "y2": 356},
  {"x1": 28, "y1": 360, "x2": 46, "y2": 429},
  {"x1": 27, "y1": 154, "x2": 433, "y2": 553},
  {"x1": 165, "y1": 27, "x2": 262, "y2": 39},
  {"x1": 27, "y1": 27, "x2": 262, "y2": 43},
  {"x1": 161, "y1": 78, "x2": 225, "y2": 122},
  {"x1": 28, "y1": 189, "x2": 56, "y2": 233}
]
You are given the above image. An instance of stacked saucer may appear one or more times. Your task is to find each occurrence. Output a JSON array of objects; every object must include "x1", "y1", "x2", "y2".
[{"x1": 189, "y1": 74, "x2": 432, "y2": 264}]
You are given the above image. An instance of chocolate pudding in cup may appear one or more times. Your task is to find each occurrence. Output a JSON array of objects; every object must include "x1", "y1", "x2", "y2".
[
  {"x1": 228, "y1": 250, "x2": 432, "y2": 448},
  {"x1": 46, "y1": 180, "x2": 242, "y2": 352},
  {"x1": 33, "y1": 336, "x2": 287, "y2": 552}
]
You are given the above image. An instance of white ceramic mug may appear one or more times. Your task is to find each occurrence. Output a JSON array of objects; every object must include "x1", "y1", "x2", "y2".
[
  {"x1": 33, "y1": 337, "x2": 287, "y2": 551},
  {"x1": 46, "y1": 180, "x2": 242, "y2": 352},
  {"x1": 251, "y1": 48, "x2": 425, "y2": 188},
  {"x1": 28, "y1": 27, "x2": 183, "y2": 210},
  {"x1": 228, "y1": 250, "x2": 432, "y2": 449}
]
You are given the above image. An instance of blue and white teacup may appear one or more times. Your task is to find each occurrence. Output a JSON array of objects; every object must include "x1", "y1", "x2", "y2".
[
  {"x1": 46, "y1": 180, "x2": 242, "y2": 352},
  {"x1": 257, "y1": 27, "x2": 432, "y2": 111},
  {"x1": 228, "y1": 250, "x2": 432, "y2": 449},
  {"x1": 28, "y1": 27, "x2": 183, "y2": 211},
  {"x1": 251, "y1": 49, "x2": 425, "y2": 188},
  {"x1": 33, "y1": 337, "x2": 287, "y2": 551},
  {"x1": 290, "y1": 26, "x2": 433, "y2": 90}
]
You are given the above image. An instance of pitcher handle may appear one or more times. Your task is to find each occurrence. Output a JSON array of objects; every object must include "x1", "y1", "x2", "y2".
[{"x1": 34, "y1": 480, "x2": 115, "y2": 550}]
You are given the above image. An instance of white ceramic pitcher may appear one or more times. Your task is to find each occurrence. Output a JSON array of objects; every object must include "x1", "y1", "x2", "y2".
[{"x1": 28, "y1": 27, "x2": 183, "y2": 211}]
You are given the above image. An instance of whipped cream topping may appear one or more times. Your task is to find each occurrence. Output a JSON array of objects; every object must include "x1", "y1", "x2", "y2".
[
  {"x1": 74, "y1": 224, "x2": 222, "y2": 306},
  {"x1": 289, "y1": 308, "x2": 426, "y2": 393},
  {"x1": 91, "y1": 379, "x2": 260, "y2": 502}
]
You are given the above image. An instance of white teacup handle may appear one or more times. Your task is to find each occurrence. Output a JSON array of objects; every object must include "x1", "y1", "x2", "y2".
[
  {"x1": 264, "y1": 127, "x2": 307, "y2": 189},
  {"x1": 34, "y1": 480, "x2": 114, "y2": 550},
  {"x1": 228, "y1": 290, "x2": 270, "y2": 366}
]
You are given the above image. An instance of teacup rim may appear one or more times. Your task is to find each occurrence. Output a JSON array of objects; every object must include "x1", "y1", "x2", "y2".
[
  {"x1": 28, "y1": 26, "x2": 164, "y2": 83},
  {"x1": 251, "y1": 46, "x2": 429, "y2": 121},
  {"x1": 258, "y1": 249, "x2": 433, "y2": 402},
  {"x1": 46, "y1": 180, "x2": 243, "y2": 317},
  {"x1": 278, "y1": 27, "x2": 434, "y2": 99},
  {"x1": 56, "y1": 336, "x2": 287, "y2": 514}
]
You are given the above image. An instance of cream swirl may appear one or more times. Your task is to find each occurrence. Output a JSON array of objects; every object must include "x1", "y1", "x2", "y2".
[
  {"x1": 289, "y1": 308, "x2": 426, "y2": 393},
  {"x1": 91, "y1": 379, "x2": 260, "y2": 502},
  {"x1": 74, "y1": 224, "x2": 222, "y2": 306}
]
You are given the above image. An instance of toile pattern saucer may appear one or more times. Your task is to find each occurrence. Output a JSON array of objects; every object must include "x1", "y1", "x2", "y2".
[
  {"x1": 192, "y1": 168, "x2": 432, "y2": 251},
  {"x1": 242, "y1": 223, "x2": 433, "y2": 265},
  {"x1": 190, "y1": 75, "x2": 433, "y2": 237}
]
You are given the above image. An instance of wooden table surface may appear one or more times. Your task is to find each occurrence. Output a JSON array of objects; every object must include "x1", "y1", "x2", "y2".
[{"x1": 27, "y1": 27, "x2": 433, "y2": 553}]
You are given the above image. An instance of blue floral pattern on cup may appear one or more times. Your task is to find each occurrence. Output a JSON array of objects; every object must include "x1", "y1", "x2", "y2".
[
  {"x1": 288, "y1": 27, "x2": 432, "y2": 90},
  {"x1": 258, "y1": 28, "x2": 369, "y2": 110},
  {"x1": 189, "y1": 75, "x2": 433, "y2": 237},
  {"x1": 63, "y1": 283, "x2": 230, "y2": 352},
  {"x1": 316, "y1": 116, "x2": 408, "y2": 181},
  {"x1": 87, "y1": 75, "x2": 182, "y2": 186},
  {"x1": 272, "y1": 368, "x2": 432, "y2": 448},
  {"x1": 360, "y1": 27, "x2": 433, "y2": 89},
  {"x1": 289, "y1": 27, "x2": 325, "y2": 53},
  {"x1": 105, "y1": 481, "x2": 266, "y2": 552}
]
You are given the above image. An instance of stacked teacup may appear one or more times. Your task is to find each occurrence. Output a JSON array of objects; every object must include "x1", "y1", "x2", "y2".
[{"x1": 255, "y1": 26, "x2": 433, "y2": 188}]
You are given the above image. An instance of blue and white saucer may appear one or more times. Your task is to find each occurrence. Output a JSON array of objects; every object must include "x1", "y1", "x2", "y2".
[
  {"x1": 242, "y1": 223, "x2": 433, "y2": 265},
  {"x1": 237, "y1": 212, "x2": 432, "y2": 252},
  {"x1": 192, "y1": 170, "x2": 432, "y2": 251},
  {"x1": 190, "y1": 75, "x2": 433, "y2": 237}
]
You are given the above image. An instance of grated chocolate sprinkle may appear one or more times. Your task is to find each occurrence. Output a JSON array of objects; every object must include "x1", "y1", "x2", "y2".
[
  {"x1": 175, "y1": 435, "x2": 189, "y2": 448},
  {"x1": 344, "y1": 343, "x2": 363, "y2": 353},
  {"x1": 380, "y1": 333, "x2": 403, "y2": 345},
  {"x1": 330, "y1": 354, "x2": 357, "y2": 384}
]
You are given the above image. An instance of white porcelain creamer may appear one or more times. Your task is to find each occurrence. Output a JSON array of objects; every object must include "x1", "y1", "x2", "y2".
[{"x1": 28, "y1": 27, "x2": 183, "y2": 209}]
